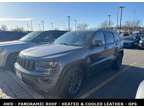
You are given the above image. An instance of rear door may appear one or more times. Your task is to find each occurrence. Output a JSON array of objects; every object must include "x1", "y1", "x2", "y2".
[
  {"x1": 88, "y1": 31, "x2": 106, "y2": 70},
  {"x1": 103, "y1": 31, "x2": 116, "y2": 63}
]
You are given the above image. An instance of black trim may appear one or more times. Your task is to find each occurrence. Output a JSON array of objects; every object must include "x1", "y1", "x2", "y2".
[{"x1": 0, "y1": 99, "x2": 144, "y2": 106}]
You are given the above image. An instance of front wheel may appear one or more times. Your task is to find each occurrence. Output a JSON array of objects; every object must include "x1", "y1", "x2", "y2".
[
  {"x1": 54, "y1": 67, "x2": 84, "y2": 98},
  {"x1": 6, "y1": 53, "x2": 18, "y2": 72}
]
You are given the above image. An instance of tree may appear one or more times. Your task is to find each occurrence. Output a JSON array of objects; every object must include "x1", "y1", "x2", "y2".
[
  {"x1": 12, "y1": 27, "x2": 24, "y2": 32},
  {"x1": 99, "y1": 20, "x2": 114, "y2": 29},
  {"x1": 123, "y1": 20, "x2": 143, "y2": 32},
  {"x1": 77, "y1": 23, "x2": 88, "y2": 30},
  {"x1": 124, "y1": 20, "x2": 142, "y2": 28},
  {"x1": 0, "y1": 25, "x2": 8, "y2": 31}
]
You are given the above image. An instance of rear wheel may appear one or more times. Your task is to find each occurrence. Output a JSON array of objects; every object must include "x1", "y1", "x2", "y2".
[{"x1": 112, "y1": 53, "x2": 123, "y2": 70}]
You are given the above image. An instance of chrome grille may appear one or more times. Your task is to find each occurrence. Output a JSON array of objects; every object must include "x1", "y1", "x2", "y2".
[{"x1": 17, "y1": 57, "x2": 35, "y2": 71}]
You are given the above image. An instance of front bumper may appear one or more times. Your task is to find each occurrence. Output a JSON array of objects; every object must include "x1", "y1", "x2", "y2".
[{"x1": 15, "y1": 62, "x2": 58, "y2": 93}]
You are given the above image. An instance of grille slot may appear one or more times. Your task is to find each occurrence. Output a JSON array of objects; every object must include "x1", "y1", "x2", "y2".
[{"x1": 17, "y1": 57, "x2": 35, "y2": 71}]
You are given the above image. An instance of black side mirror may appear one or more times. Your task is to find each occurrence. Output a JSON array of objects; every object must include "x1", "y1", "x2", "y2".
[{"x1": 91, "y1": 40, "x2": 103, "y2": 47}]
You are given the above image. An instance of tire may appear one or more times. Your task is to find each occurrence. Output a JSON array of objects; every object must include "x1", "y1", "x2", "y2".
[
  {"x1": 54, "y1": 66, "x2": 84, "y2": 99},
  {"x1": 112, "y1": 53, "x2": 123, "y2": 70}
]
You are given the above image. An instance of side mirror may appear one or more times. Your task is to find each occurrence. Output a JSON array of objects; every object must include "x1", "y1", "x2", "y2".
[{"x1": 91, "y1": 40, "x2": 103, "y2": 47}]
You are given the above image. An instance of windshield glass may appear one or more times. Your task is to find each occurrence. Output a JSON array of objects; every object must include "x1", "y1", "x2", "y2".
[
  {"x1": 54, "y1": 31, "x2": 93, "y2": 46},
  {"x1": 20, "y1": 31, "x2": 42, "y2": 42}
]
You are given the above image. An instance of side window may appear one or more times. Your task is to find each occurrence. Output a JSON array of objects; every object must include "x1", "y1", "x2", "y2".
[
  {"x1": 104, "y1": 31, "x2": 115, "y2": 44},
  {"x1": 93, "y1": 31, "x2": 105, "y2": 45}
]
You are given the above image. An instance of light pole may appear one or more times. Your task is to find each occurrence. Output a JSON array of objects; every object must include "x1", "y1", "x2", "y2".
[
  {"x1": 74, "y1": 19, "x2": 77, "y2": 31},
  {"x1": 41, "y1": 20, "x2": 45, "y2": 31},
  {"x1": 119, "y1": 6, "x2": 125, "y2": 32},
  {"x1": 30, "y1": 20, "x2": 33, "y2": 31},
  {"x1": 116, "y1": 7, "x2": 119, "y2": 29},
  {"x1": 51, "y1": 22, "x2": 54, "y2": 30},
  {"x1": 67, "y1": 16, "x2": 71, "y2": 31},
  {"x1": 108, "y1": 14, "x2": 111, "y2": 28},
  {"x1": 38, "y1": 24, "x2": 41, "y2": 31},
  {"x1": 27, "y1": 23, "x2": 29, "y2": 31}
]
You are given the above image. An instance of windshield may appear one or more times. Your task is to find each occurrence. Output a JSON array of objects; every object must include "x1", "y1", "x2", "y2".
[
  {"x1": 54, "y1": 31, "x2": 93, "y2": 46},
  {"x1": 20, "y1": 31, "x2": 42, "y2": 42}
]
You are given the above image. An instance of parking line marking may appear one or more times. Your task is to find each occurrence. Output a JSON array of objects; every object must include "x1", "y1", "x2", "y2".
[{"x1": 79, "y1": 62, "x2": 137, "y2": 99}]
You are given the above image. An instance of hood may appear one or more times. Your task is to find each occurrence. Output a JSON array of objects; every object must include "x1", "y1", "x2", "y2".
[
  {"x1": 21, "y1": 44, "x2": 83, "y2": 58},
  {"x1": 0, "y1": 40, "x2": 34, "y2": 51}
]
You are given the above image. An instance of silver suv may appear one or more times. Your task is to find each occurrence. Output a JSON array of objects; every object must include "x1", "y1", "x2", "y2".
[{"x1": 0, "y1": 30, "x2": 67, "y2": 70}]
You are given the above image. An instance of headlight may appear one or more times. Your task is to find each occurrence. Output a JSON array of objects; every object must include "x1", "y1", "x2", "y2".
[
  {"x1": 35, "y1": 61, "x2": 60, "y2": 75},
  {"x1": 139, "y1": 40, "x2": 143, "y2": 43}
]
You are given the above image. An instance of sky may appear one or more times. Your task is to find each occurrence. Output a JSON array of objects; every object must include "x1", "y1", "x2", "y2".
[{"x1": 0, "y1": 2, "x2": 144, "y2": 31}]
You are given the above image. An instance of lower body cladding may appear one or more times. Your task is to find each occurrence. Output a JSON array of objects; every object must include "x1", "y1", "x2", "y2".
[{"x1": 14, "y1": 62, "x2": 60, "y2": 94}]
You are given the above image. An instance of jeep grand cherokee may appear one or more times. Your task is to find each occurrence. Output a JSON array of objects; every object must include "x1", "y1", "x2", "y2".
[{"x1": 15, "y1": 29, "x2": 123, "y2": 98}]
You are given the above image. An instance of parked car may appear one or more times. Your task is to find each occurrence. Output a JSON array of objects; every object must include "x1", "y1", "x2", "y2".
[
  {"x1": 123, "y1": 36, "x2": 136, "y2": 48},
  {"x1": 15, "y1": 29, "x2": 123, "y2": 98},
  {"x1": 121, "y1": 32, "x2": 130, "y2": 37},
  {"x1": 137, "y1": 34, "x2": 144, "y2": 48},
  {"x1": 138, "y1": 39, "x2": 144, "y2": 48},
  {"x1": 123, "y1": 33, "x2": 144, "y2": 48},
  {"x1": 0, "y1": 31, "x2": 29, "y2": 42},
  {"x1": 0, "y1": 30, "x2": 67, "y2": 70},
  {"x1": 136, "y1": 80, "x2": 144, "y2": 99},
  {"x1": 131, "y1": 32, "x2": 144, "y2": 47}
]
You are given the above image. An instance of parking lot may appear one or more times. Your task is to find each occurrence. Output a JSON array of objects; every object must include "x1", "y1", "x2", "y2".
[{"x1": 0, "y1": 48, "x2": 144, "y2": 99}]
